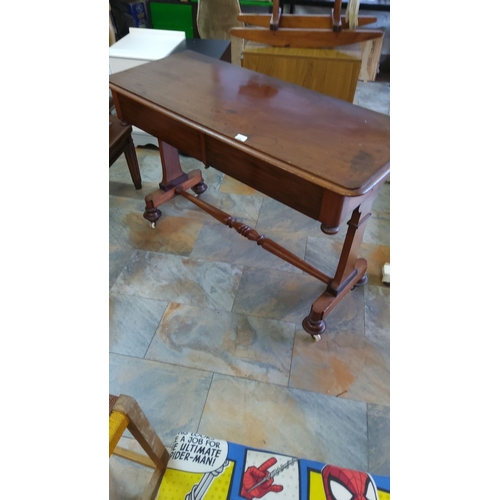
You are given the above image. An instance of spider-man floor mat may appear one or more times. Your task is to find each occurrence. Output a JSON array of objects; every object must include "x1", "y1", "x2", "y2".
[{"x1": 157, "y1": 432, "x2": 390, "y2": 500}]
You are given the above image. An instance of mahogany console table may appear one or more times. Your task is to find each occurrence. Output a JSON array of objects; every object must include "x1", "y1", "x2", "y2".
[{"x1": 109, "y1": 51, "x2": 390, "y2": 339}]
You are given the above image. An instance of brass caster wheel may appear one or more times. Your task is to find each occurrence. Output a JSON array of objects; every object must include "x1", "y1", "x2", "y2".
[
  {"x1": 150, "y1": 222, "x2": 156, "y2": 229},
  {"x1": 312, "y1": 334, "x2": 321, "y2": 342}
]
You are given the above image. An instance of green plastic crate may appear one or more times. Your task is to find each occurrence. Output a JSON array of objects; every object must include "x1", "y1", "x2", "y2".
[{"x1": 150, "y1": 2, "x2": 195, "y2": 38}]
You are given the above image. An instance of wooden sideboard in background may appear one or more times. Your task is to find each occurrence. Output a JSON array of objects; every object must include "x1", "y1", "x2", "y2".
[{"x1": 241, "y1": 43, "x2": 363, "y2": 102}]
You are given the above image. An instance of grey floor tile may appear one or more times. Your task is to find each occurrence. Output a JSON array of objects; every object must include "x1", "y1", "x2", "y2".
[
  {"x1": 109, "y1": 457, "x2": 151, "y2": 500},
  {"x1": 219, "y1": 174, "x2": 266, "y2": 197},
  {"x1": 232, "y1": 267, "x2": 325, "y2": 324},
  {"x1": 305, "y1": 237, "x2": 390, "y2": 286},
  {"x1": 367, "y1": 404, "x2": 390, "y2": 475},
  {"x1": 109, "y1": 196, "x2": 146, "y2": 251},
  {"x1": 110, "y1": 292, "x2": 168, "y2": 357},
  {"x1": 364, "y1": 216, "x2": 390, "y2": 246},
  {"x1": 256, "y1": 198, "x2": 321, "y2": 236},
  {"x1": 198, "y1": 374, "x2": 369, "y2": 470},
  {"x1": 146, "y1": 303, "x2": 295, "y2": 385},
  {"x1": 304, "y1": 236, "x2": 343, "y2": 277},
  {"x1": 202, "y1": 191, "x2": 264, "y2": 222},
  {"x1": 110, "y1": 148, "x2": 162, "y2": 184},
  {"x1": 111, "y1": 250, "x2": 243, "y2": 311},
  {"x1": 109, "y1": 176, "x2": 207, "y2": 257},
  {"x1": 110, "y1": 194, "x2": 145, "y2": 212},
  {"x1": 108, "y1": 179, "x2": 153, "y2": 201},
  {"x1": 109, "y1": 436, "x2": 153, "y2": 500},
  {"x1": 110, "y1": 204, "x2": 204, "y2": 256},
  {"x1": 359, "y1": 243, "x2": 391, "y2": 286},
  {"x1": 289, "y1": 281, "x2": 389, "y2": 405},
  {"x1": 109, "y1": 245, "x2": 135, "y2": 289},
  {"x1": 109, "y1": 353, "x2": 213, "y2": 446},
  {"x1": 355, "y1": 81, "x2": 390, "y2": 115},
  {"x1": 365, "y1": 285, "x2": 390, "y2": 340},
  {"x1": 291, "y1": 325, "x2": 389, "y2": 405},
  {"x1": 372, "y1": 181, "x2": 390, "y2": 220}
]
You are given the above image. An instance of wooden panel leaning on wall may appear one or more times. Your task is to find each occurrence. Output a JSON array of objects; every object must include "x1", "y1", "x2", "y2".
[
  {"x1": 196, "y1": 0, "x2": 244, "y2": 65},
  {"x1": 109, "y1": 3, "x2": 116, "y2": 46}
]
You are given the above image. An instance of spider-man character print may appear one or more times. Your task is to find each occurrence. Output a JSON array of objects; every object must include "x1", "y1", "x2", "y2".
[{"x1": 321, "y1": 465, "x2": 378, "y2": 500}]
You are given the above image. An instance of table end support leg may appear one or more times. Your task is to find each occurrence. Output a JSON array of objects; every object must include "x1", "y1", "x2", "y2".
[
  {"x1": 145, "y1": 140, "x2": 207, "y2": 226},
  {"x1": 302, "y1": 258, "x2": 368, "y2": 341}
]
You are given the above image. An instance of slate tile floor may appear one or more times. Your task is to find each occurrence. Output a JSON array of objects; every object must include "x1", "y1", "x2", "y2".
[{"x1": 109, "y1": 77, "x2": 390, "y2": 498}]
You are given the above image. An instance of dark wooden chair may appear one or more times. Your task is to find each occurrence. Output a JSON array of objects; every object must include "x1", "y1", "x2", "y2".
[{"x1": 109, "y1": 113, "x2": 142, "y2": 189}]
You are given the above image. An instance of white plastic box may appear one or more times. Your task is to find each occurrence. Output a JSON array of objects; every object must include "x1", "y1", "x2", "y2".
[{"x1": 109, "y1": 28, "x2": 186, "y2": 146}]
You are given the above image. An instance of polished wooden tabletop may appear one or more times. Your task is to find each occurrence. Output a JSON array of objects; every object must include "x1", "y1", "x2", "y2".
[{"x1": 109, "y1": 50, "x2": 389, "y2": 196}]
